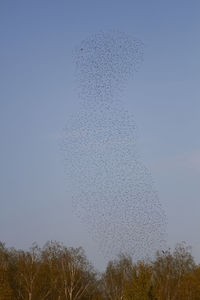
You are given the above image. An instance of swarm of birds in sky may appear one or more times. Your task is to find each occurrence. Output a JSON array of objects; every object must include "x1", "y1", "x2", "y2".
[{"x1": 63, "y1": 30, "x2": 167, "y2": 261}]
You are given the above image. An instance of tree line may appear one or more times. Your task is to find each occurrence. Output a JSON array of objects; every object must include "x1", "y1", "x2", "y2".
[{"x1": 0, "y1": 241, "x2": 200, "y2": 300}]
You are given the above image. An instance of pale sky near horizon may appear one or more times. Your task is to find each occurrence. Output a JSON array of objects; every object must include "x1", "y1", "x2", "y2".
[{"x1": 0, "y1": 1, "x2": 200, "y2": 269}]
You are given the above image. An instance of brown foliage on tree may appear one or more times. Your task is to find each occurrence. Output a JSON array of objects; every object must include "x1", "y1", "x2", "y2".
[
  {"x1": 0, "y1": 242, "x2": 13, "y2": 300},
  {"x1": 151, "y1": 242, "x2": 195, "y2": 300},
  {"x1": 1, "y1": 241, "x2": 200, "y2": 300}
]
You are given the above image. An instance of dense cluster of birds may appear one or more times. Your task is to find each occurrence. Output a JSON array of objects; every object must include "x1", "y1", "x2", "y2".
[{"x1": 63, "y1": 31, "x2": 167, "y2": 261}]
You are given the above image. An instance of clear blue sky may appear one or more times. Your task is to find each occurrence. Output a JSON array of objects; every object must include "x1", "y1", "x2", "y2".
[{"x1": 0, "y1": 0, "x2": 200, "y2": 269}]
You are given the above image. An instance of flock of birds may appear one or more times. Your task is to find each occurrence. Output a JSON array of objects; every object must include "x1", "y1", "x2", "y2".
[{"x1": 63, "y1": 31, "x2": 167, "y2": 261}]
